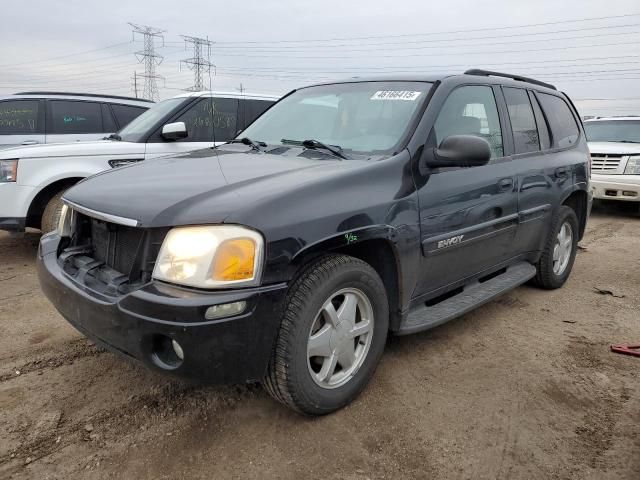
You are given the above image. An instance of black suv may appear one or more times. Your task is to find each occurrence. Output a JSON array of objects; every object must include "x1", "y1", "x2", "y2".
[{"x1": 37, "y1": 70, "x2": 591, "y2": 415}]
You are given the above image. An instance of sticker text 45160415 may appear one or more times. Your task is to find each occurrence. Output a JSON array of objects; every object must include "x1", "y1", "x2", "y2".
[{"x1": 370, "y1": 91, "x2": 422, "y2": 101}]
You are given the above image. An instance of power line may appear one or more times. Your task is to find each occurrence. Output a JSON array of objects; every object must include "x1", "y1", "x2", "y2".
[
  {"x1": 180, "y1": 35, "x2": 214, "y2": 92},
  {"x1": 211, "y1": 23, "x2": 640, "y2": 51},
  {"x1": 129, "y1": 23, "x2": 165, "y2": 102},
  {"x1": 207, "y1": 39, "x2": 640, "y2": 59},
  {"x1": 213, "y1": 12, "x2": 640, "y2": 44},
  {"x1": 0, "y1": 42, "x2": 131, "y2": 69}
]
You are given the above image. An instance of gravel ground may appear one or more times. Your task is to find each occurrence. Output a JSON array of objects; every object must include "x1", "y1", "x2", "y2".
[{"x1": 0, "y1": 204, "x2": 638, "y2": 480}]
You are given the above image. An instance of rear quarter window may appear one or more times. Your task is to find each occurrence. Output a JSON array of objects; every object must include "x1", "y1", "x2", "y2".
[
  {"x1": 0, "y1": 100, "x2": 40, "y2": 134},
  {"x1": 48, "y1": 100, "x2": 103, "y2": 134},
  {"x1": 537, "y1": 93, "x2": 579, "y2": 148}
]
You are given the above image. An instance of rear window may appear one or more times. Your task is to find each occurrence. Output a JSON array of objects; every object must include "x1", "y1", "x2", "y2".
[
  {"x1": 537, "y1": 93, "x2": 579, "y2": 148},
  {"x1": 0, "y1": 100, "x2": 40, "y2": 134},
  {"x1": 48, "y1": 100, "x2": 103, "y2": 134},
  {"x1": 111, "y1": 104, "x2": 147, "y2": 129},
  {"x1": 503, "y1": 87, "x2": 539, "y2": 154}
]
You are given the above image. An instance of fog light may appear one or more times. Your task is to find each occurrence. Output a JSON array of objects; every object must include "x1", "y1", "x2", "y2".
[
  {"x1": 622, "y1": 190, "x2": 637, "y2": 197},
  {"x1": 205, "y1": 301, "x2": 247, "y2": 320},
  {"x1": 171, "y1": 339, "x2": 184, "y2": 360}
]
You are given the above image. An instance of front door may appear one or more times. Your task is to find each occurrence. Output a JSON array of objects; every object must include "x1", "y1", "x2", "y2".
[
  {"x1": 45, "y1": 99, "x2": 107, "y2": 144},
  {"x1": 413, "y1": 85, "x2": 519, "y2": 298}
]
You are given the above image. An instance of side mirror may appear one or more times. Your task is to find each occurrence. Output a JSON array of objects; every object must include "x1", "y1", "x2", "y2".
[
  {"x1": 422, "y1": 135, "x2": 491, "y2": 169},
  {"x1": 161, "y1": 122, "x2": 188, "y2": 141}
]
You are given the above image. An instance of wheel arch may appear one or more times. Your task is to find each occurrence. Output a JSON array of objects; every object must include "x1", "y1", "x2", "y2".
[
  {"x1": 560, "y1": 187, "x2": 589, "y2": 241},
  {"x1": 290, "y1": 226, "x2": 403, "y2": 331},
  {"x1": 26, "y1": 177, "x2": 83, "y2": 229}
]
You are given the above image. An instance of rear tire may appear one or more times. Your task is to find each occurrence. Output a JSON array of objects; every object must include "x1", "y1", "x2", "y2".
[
  {"x1": 263, "y1": 254, "x2": 389, "y2": 415},
  {"x1": 41, "y1": 191, "x2": 66, "y2": 234},
  {"x1": 532, "y1": 205, "x2": 579, "y2": 289}
]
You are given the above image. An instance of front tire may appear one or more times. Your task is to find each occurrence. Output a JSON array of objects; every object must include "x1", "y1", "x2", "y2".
[
  {"x1": 41, "y1": 190, "x2": 66, "y2": 234},
  {"x1": 532, "y1": 205, "x2": 579, "y2": 289},
  {"x1": 263, "y1": 254, "x2": 389, "y2": 415}
]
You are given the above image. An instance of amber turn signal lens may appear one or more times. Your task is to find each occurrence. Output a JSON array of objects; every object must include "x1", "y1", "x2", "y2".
[{"x1": 212, "y1": 238, "x2": 256, "y2": 281}]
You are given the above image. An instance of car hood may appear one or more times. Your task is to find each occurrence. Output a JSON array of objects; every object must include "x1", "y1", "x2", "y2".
[
  {"x1": 0, "y1": 140, "x2": 142, "y2": 159},
  {"x1": 588, "y1": 141, "x2": 640, "y2": 155},
  {"x1": 64, "y1": 147, "x2": 358, "y2": 227}
]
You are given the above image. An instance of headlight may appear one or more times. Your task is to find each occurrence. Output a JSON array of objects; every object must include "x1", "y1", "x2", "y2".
[
  {"x1": 0, "y1": 159, "x2": 18, "y2": 182},
  {"x1": 152, "y1": 225, "x2": 265, "y2": 289},
  {"x1": 624, "y1": 156, "x2": 640, "y2": 175}
]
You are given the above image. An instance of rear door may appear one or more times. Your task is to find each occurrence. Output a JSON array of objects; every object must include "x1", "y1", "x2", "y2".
[
  {"x1": 144, "y1": 97, "x2": 239, "y2": 159},
  {"x1": 413, "y1": 84, "x2": 520, "y2": 297},
  {"x1": 0, "y1": 99, "x2": 45, "y2": 148},
  {"x1": 511, "y1": 90, "x2": 582, "y2": 254},
  {"x1": 46, "y1": 100, "x2": 106, "y2": 143}
]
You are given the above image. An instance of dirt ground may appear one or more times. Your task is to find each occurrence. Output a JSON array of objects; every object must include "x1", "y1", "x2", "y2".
[{"x1": 0, "y1": 204, "x2": 638, "y2": 480}]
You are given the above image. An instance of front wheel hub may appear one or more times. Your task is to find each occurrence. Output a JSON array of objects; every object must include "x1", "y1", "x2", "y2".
[{"x1": 307, "y1": 288, "x2": 374, "y2": 389}]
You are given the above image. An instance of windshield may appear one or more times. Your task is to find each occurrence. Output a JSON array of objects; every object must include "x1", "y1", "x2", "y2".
[
  {"x1": 584, "y1": 120, "x2": 640, "y2": 143},
  {"x1": 117, "y1": 97, "x2": 188, "y2": 142},
  {"x1": 240, "y1": 81, "x2": 432, "y2": 156}
]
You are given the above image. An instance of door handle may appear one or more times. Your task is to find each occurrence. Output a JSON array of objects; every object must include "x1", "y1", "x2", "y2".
[
  {"x1": 498, "y1": 178, "x2": 514, "y2": 191},
  {"x1": 21, "y1": 140, "x2": 39, "y2": 145}
]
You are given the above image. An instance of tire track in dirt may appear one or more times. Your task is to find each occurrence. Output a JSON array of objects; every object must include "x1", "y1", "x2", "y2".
[
  {"x1": 0, "y1": 380, "x2": 260, "y2": 477},
  {"x1": 0, "y1": 338, "x2": 106, "y2": 383}
]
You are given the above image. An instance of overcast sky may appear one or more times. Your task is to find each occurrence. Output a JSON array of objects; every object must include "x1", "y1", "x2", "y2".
[{"x1": 1, "y1": 0, "x2": 640, "y2": 116}]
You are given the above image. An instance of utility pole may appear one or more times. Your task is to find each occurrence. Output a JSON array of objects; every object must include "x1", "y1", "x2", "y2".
[
  {"x1": 132, "y1": 71, "x2": 138, "y2": 98},
  {"x1": 129, "y1": 23, "x2": 165, "y2": 101},
  {"x1": 236, "y1": 83, "x2": 245, "y2": 94},
  {"x1": 180, "y1": 35, "x2": 214, "y2": 92}
]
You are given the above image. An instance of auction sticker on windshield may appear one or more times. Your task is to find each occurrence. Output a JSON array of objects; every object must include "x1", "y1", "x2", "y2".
[{"x1": 370, "y1": 91, "x2": 422, "y2": 101}]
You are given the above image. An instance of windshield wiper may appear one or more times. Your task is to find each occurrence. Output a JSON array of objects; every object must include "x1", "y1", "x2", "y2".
[
  {"x1": 229, "y1": 137, "x2": 266, "y2": 151},
  {"x1": 105, "y1": 133, "x2": 121, "y2": 141},
  {"x1": 281, "y1": 138, "x2": 347, "y2": 160},
  {"x1": 612, "y1": 140, "x2": 640, "y2": 143}
]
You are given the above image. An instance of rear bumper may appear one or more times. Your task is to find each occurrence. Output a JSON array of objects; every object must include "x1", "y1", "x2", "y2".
[
  {"x1": 590, "y1": 174, "x2": 640, "y2": 202},
  {"x1": 37, "y1": 233, "x2": 287, "y2": 384}
]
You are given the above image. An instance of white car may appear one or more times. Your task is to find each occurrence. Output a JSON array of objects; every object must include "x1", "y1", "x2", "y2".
[
  {"x1": 0, "y1": 91, "x2": 279, "y2": 233},
  {"x1": 0, "y1": 92, "x2": 152, "y2": 149},
  {"x1": 584, "y1": 117, "x2": 640, "y2": 206}
]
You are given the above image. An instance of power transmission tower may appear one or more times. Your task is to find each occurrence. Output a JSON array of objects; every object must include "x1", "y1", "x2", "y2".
[
  {"x1": 180, "y1": 35, "x2": 214, "y2": 92},
  {"x1": 129, "y1": 23, "x2": 165, "y2": 101}
]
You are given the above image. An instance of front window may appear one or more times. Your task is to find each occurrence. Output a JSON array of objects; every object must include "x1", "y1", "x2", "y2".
[
  {"x1": 240, "y1": 81, "x2": 433, "y2": 156},
  {"x1": 584, "y1": 120, "x2": 640, "y2": 144},
  {"x1": 117, "y1": 97, "x2": 187, "y2": 142}
]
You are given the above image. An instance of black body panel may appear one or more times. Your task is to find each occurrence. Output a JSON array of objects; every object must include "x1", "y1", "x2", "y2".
[{"x1": 39, "y1": 73, "x2": 592, "y2": 384}]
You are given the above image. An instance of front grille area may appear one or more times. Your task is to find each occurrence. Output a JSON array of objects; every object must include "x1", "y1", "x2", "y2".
[
  {"x1": 590, "y1": 154, "x2": 625, "y2": 173},
  {"x1": 89, "y1": 219, "x2": 144, "y2": 275},
  {"x1": 58, "y1": 211, "x2": 168, "y2": 295}
]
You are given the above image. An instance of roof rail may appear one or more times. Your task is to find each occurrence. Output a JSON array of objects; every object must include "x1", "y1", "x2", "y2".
[
  {"x1": 14, "y1": 91, "x2": 154, "y2": 103},
  {"x1": 463, "y1": 69, "x2": 557, "y2": 91}
]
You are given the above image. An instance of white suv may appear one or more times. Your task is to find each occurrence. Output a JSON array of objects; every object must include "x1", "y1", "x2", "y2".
[
  {"x1": 0, "y1": 91, "x2": 279, "y2": 233},
  {"x1": 0, "y1": 92, "x2": 152, "y2": 149},
  {"x1": 584, "y1": 117, "x2": 640, "y2": 206}
]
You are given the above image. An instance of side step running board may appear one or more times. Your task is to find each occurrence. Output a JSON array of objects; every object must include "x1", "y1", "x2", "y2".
[{"x1": 397, "y1": 262, "x2": 536, "y2": 335}]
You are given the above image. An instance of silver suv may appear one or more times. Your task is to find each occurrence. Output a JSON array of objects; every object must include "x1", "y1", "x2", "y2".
[
  {"x1": 584, "y1": 117, "x2": 640, "y2": 206},
  {"x1": 0, "y1": 92, "x2": 152, "y2": 149}
]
